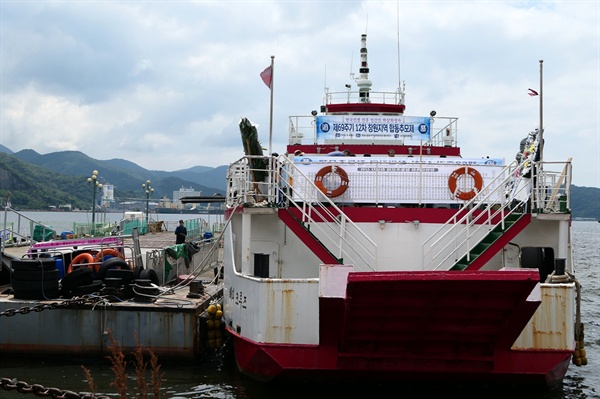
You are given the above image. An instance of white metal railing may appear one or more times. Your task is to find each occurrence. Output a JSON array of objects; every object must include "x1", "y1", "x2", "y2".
[
  {"x1": 146, "y1": 235, "x2": 223, "y2": 285},
  {"x1": 1, "y1": 206, "x2": 56, "y2": 248},
  {"x1": 428, "y1": 117, "x2": 459, "y2": 148},
  {"x1": 533, "y1": 160, "x2": 572, "y2": 213},
  {"x1": 324, "y1": 90, "x2": 405, "y2": 106},
  {"x1": 422, "y1": 159, "x2": 572, "y2": 271},
  {"x1": 226, "y1": 155, "x2": 377, "y2": 272}
]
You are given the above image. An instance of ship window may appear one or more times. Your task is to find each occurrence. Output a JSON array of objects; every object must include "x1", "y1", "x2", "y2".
[{"x1": 253, "y1": 253, "x2": 269, "y2": 278}]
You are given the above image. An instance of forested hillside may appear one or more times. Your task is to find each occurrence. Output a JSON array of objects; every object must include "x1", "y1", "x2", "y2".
[{"x1": 0, "y1": 150, "x2": 598, "y2": 220}]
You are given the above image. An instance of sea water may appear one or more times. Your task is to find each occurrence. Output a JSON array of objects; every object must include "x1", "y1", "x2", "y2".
[{"x1": 0, "y1": 220, "x2": 598, "y2": 399}]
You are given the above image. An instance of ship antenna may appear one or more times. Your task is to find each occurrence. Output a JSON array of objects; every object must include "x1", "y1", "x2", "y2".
[
  {"x1": 396, "y1": 1, "x2": 401, "y2": 93},
  {"x1": 324, "y1": 64, "x2": 329, "y2": 95},
  {"x1": 538, "y1": 59, "x2": 544, "y2": 162}
]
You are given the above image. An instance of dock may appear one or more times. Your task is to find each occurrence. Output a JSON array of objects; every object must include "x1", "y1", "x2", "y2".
[{"x1": 0, "y1": 231, "x2": 225, "y2": 360}]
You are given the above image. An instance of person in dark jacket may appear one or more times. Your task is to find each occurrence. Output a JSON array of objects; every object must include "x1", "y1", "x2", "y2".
[{"x1": 175, "y1": 220, "x2": 187, "y2": 244}]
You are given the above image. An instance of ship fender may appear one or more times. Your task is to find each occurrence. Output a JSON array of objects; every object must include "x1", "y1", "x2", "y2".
[
  {"x1": 93, "y1": 248, "x2": 125, "y2": 263},
  {"x1": 60, "y1": 267, "x2": 94, "y2": 297},
  {"x1": 66, "y1": 252, "x2": 96, "y2": 274},
  {"x1": 448, "y1": 166, "x2": 483, "y2": 201},
  {"x1": 314, "y1": 165, "x2": 349, "y2": 198},
  {"x1": 97, "y1": 257, "x2": 131, "y2": 281}
]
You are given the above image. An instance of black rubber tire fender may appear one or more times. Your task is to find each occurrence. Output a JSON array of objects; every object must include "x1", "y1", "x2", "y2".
[
  {"x1": 12, "y1": 279, "x2": 59, "y2": 292},
  {"x1": 60, "y1": 267, "x2": 94, "y2": 290},
  {"x1": 139, "y1": 268, "x2": 160, "y2": 286},
  {"x1": 12, "y1": 269, "x2": 59, "y2": 281},
  {"x1": 71, "y1": 280, "x2": 103, "y2": 296},
  {"x1": 13, "y1": 288, "x2": 60, "y2": 300},
  {"x1": 96, "y1": 257, "x2": 129, "y2": 281},
  {"x1": 132, "y1": 266, "x2": 143, "y2": 281},
  {"x1": 104, "y1": 268, "x2": 134, "y2": 285},
  {"x1": 12, "y1": 258, "x2": 56, "y2": 272}
]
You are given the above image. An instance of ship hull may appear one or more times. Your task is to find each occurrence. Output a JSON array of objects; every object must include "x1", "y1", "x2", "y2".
[
  {"x1": 225, "y1": 264, "x2": 575, "y2": 387},
  {"x1": 228, "y1": 330, "x2": 572, "y2": 386}
]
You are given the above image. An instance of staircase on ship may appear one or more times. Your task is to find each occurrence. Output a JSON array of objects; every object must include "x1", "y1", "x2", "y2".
[{"x1": 228, "y1": 152, "x2": 571, "y2": 274}]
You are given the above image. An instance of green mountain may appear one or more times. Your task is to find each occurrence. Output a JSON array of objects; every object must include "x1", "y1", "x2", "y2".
[
  {"x1": 570, "y1": 185, "x2": 600, "y2": 220},
  {"x1": 0, "y1": 147, "x2": 598, "y2": 220},
  {"x1": 0, "y1": 150, "x2": 226, "y2": 210}
]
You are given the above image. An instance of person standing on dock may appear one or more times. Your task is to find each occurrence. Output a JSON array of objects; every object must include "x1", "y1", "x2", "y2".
[{"x1": 175, "y1": 220, "x2": 187, "y2": 244}]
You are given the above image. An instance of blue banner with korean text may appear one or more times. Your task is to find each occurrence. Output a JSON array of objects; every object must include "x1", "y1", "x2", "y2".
[{"x1": 316, "y1": 115, "x2": 431, "y2": 141}]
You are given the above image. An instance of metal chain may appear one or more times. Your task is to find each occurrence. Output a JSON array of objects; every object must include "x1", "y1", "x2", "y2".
[
  {"x1": 0, "y1": 378, "x2": 111, "y2": 399},
  {"x1": 0, "y1": 294, "x2": 107, "y2": 317}
]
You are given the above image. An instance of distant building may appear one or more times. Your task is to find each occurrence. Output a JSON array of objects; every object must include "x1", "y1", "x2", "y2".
[
  {"x1": 173, "y1": 187, "x2": 200, "y2": 204},
  {"x1": 101, "y1": 184, "x2": 115, "y2": 208}
]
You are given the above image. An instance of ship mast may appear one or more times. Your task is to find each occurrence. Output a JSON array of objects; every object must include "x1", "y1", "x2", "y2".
[
  {"x1": 538, "y1": 59, "x2": 544, "y2": 162},
  {"x1": 355, "y1": 34, "x2": 372, "y2": 103}
]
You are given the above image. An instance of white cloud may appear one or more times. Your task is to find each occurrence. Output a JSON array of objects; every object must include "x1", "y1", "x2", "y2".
[{"x1": 1, "y1": 1, "x2": 598, "y2": 187}]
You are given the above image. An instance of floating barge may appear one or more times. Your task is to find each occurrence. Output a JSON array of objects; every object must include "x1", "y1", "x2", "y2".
[{"x1": 0, "y1": 230, "x2": 224, "y2": 359}]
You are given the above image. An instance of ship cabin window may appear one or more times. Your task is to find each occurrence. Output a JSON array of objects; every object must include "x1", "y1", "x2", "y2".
[
  {"x1": 253, "y1": 253, "x2": 269, "y2": 278},
  {"x1": 520, "y1": 247, "x2": 555, "y2": 282}
]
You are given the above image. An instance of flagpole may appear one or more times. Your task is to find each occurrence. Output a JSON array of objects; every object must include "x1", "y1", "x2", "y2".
[
  {"x1": 538, "y1": 59, "x2": 543, "y2": 162},
  {"x1": 268, "y1": 55, "x2": 275, "y2": 155}
]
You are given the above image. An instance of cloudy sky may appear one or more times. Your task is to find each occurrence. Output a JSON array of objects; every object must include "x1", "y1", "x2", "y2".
[{"x1": 1, "y1": 1, "x2": 598, "y2": 187}]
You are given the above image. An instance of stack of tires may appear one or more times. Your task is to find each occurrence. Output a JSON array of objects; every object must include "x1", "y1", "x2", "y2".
[
  {"x1": 11, "y1": 258, "x2": 60, "y2": 300},
  {"x1": 60, "y1": 267, "x2": 99, "y2": 298},
  {"x1": 130, "y1": 268, "x2": 160, "y2": 302}
]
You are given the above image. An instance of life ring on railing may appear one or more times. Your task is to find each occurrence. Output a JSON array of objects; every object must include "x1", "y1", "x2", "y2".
[
  {"x1": 93, "y1": 248, "x2": 125, "y2": 263},
  {"x1": 314, "y1": 165, "x2": 349, "y2": 198},
  {"x1": 448, "y1": 166, "x2": 483, "y2": 201},
  {"x1": 67, "y1": 252, "x2": 95, "y2": 274}
]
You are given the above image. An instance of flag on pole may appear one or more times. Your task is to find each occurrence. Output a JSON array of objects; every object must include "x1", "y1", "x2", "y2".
[
  {"x1": 260, "y1": 65, "x2": 272, "y2": 89},
  {"x1": 528, "y1": 88, "x2": 539, "y2": 96}
]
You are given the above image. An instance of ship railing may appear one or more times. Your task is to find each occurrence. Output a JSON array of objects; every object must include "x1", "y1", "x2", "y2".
[
  {"x1": 0, "y1": 206, "x2": 56, "y2": 249},
  {"x1": 23, "y1": 234, "x2": 137, "y2": 277},
  {"x1": 531, "y1": 160, "x2": 572, "y2": 214},
  {"x1": 422, "y1": 159, "x2": 525, "y2": 271},
  {"x1": 145, "y1": 231, "x2": 223, "y2": 285},
  {"x1": 288, "y1": 115, "x2": 315, "y2": 145},
  {"x1": 324, "y1": 90, "x2": 405, "y2": 106},
  {"x1": 226, "y1": 155, "x2": 377, "y2": 272},
  {"x1": 428, "y1": 117, "x2": 458, "y2": 148},
  {"x1": 422, "y1": 158, "x2": 572, "y2": 271}
]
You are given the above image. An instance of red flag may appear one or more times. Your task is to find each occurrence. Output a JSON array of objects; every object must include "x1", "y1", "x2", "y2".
[
  {"x1": 528, "y1": 88, "x2": 539, "y2": 96},
  {"x1": 260, "y1": 65, "x2": 272, "y2": 89}
]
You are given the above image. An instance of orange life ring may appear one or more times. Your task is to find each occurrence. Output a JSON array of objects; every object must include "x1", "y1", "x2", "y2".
[
  {"x1": 314, "y1": 165, "x2": 349, "y2": 198},
  {"x1": 93, "y1": 248, "x2": 125, "y2": 263},
  {"x1": 67, "y1": 252, "x2": 96, "y2": 274},
  {"x1": 448, "y1": 166, "x2": 483, "y2": 201}
]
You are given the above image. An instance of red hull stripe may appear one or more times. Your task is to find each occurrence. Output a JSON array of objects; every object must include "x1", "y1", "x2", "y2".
[{"x1": 287, "y1": 207, "x2": 505, "y2": 224}]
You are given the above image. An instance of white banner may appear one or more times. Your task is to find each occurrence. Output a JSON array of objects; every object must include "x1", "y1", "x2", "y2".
[
  {"x1": 316, "y1": 115, "x2": 431, "y2": 141},
  {"x1": 291, "y1": 156, "x2": 505, "y2": 204}
]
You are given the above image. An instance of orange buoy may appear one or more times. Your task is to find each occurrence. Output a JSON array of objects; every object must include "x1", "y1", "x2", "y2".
[
  {"x1": 67, "y1": 252, "x2": 95, "y2": 274},
  {"x1": 314, "y1": 165, "x2": 349, "y2": 198},
  {"x1": 448, "y1": 166, "x2": 483, "y2": 201}
]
